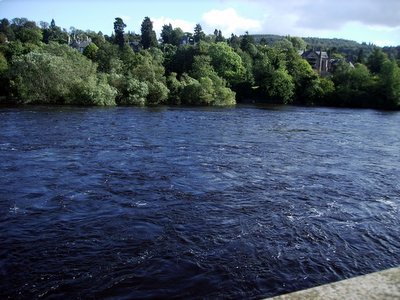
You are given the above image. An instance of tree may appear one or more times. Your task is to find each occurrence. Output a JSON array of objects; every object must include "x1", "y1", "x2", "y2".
[
  {"x1": 118, "y1": 77, "x2": 149, "y2": 106},
  {"x1": 161, "y1": 24, "x2": 184, "y2": 46},
  {"x1": 94, "y1": 41, "x2": 119, "y2": 73},
  {"x1": 121, "y1": 48, "x2": 169, "y2": 105},
  {"x1": 228, "y1": 34, "x2": 240, "y2": 49},
  {"x1": 240, "y1": 32, "x2": 255, "y2": 52},
  {"x1": 356, "y1": 48, "x2": 366, "y2": 64},
  {"x1": 207, "y1": 42, "x2": 246, "y2": 86},
  {"x1": 0, "y1": 18, "x2": 15, "y2": 41},
  {"x1": 184, "y1": 55, "x2": 236, "y2": 106},
  {"x1": 367, "y1": 48, "x2": 388, "y2": 74},
  {"x1": 170, "y1": 27, "x2": 184, "y2": 46},
  {"x1": 0, "y1": 52, "x2": 7, "y2": 74},
  {"x1": 161, "y1": 24, "x2": 173, "y2": 44},
  {"x1": 166, "y1": 72, "x2": 185, "y2": 105},
  {"x1": 252, "y1": 45, "x2": 295, "y2": 104},
  {"x1": 307, "y1": 77, "x2": 335, "y2": 105},
  {"x1": 215, "y1": 30, "x2": 224, "y2": 42},
  {"x1": 193, "y1": 24, "x2": 205, "y2": 43},
  {"x1": 331, "y1": 61, "x2": 377, "y2": 107},
  {"x1": 10, "y1": 43, "x2": 116, "y2": 105},
  {"x1": 8, "y1": 19, "x2": 42, "y2": 45},
  {"x1": 267, "y1": 68, "x2": 295, "y2": 104},
  {"x1": 18, "y1": 25, "x2": 43, "y2": 45},
  {"x1": 285, "y1": 47, "x2": 321, "y2": 103},
  {"x1": 168, "y1": 45, "x2": 196, "y2": 75},
  {"x1": 114, "y1": 17, "x2": 126, "y2": 49},
  {"x1": 82, "y1": 43, "x2": 99, "y2": 60},
  {"x1": 288, "y1": 36, "x2": 307, "y2": 50},
  {"x1": 0, "y1": 52, "x2": 9, "y2": 97},
  {"x1": 379, "y1": 60, "x2": 400, "y2": 108},
  {"x1": 141, "y1": 17, "x2": 157, "y2": 49},
  {"x1": 43, "y1": 19, "x2": 68, "y2": 44}
]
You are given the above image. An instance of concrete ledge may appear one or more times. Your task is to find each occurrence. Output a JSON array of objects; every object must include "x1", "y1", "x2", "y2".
[{"x1": 266, "y1": 267, "x2": 400, "y2": 300}]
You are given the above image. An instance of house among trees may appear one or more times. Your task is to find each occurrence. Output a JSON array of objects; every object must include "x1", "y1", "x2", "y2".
[
  {"x1": 129, "y1": 41, "x2": 142, "y2": 52},
  {"x1": 69, "y1": 37, "x2": 91, "y2": 53},
  {"x1": 181, "y1": 33, "x2": 195, "y2": 46},
  {"x1": 300, "y1": 49, "x2": 330, "y2": 74}
]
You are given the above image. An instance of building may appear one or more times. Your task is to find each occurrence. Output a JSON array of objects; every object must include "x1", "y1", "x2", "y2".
[
  {"x1": 129, "y1": 41, "x2": 142, "y2": 52},
  {"x1": 180, "y1": 34, "x2": 195, "y2": 46},
  {"x1": 70, "y1": 38, "x2": 91, "y2": 53},
  {"x1": 300, "y1": 49, "x2": 330, "y2": 74}
]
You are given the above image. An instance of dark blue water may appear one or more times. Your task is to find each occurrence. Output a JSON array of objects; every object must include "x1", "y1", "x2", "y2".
[{"x1": 0, "y1": 105, "x2": 399, "y2": 299}]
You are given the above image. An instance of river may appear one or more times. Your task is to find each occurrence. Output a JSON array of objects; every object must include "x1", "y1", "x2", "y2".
[{"x1": 1, "y1": 105, "x2": 399, "y2": 299}]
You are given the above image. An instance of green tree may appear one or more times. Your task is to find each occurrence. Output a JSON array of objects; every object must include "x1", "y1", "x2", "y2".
[
  {"x1": 252, "y1": 45, "x2": 295, "y2": 104},
  {"x1": 331, "y1": 61, "x2": 377, "y2": 107},
  {"x1": 161, "y1": 24, "x2": 184, "y2": 46},
  {"x1": 288, "y1": 36, "x2": 307, "y2": 50},
  {"x1": 207, "y1": 42, "x2": 245, "y2": 86},
  {"x1": 268, "y1": 68, "x2": 295, "y2": 104},
  {"x1": 170, "y1": 27, "x2": 184, "y2": 46},
  {"x1": 215, "y1": 30, "x2": 225, "y2": 43},
  {"x1": 367, "y1": 48, "x2": 388, "y2": 74},
  {"x1": 228, "y1": 34, "x2": 240, "y2": 49},
  {"x1": 356, "y1": 48, "x2": 366, "y2": 64},
  {"x1": 114, "y1": 17, "x2": 126, "y2": 49},
  {"x1": 297, "y1": 75, "x2": 335, "y2": 106},
  {"x1": 168, "y1": 45, "x2": 196, "y2": 75},
  {"x1": 161, "y1": 24, "x2": 173, "y2": 44},
  {"x1": 0, "y1": 52, "x2": 9, "y2": 97},
  {"x1": 166, "y1": 72, "x2": 185, "y2": 105},
  {"x1": 184, "y1": 55, "x2": 236, "y2": 106},
  {"x1": 193, "y1": 24, "x2": 205, "y2": 43},
  {"x1": 379, "y1": 60, "x2": 400, "y2": 108},
  {"x1": 123, "y1": 48, "x2": 169, "y2": 105},
  {"x1": 10, "y1": 43, "x2": 116, "y2": 105},
  {"x1": 42, "y1": 19, "x2": 68, "y2": 44},
  {"x1": 9, "y1": 19, "x2": 43, "y2": 45},
  {"x1": 82, "y1": 43, "x2": 99, "y2": 60},
  {"x1": 141, "y1": 17, "x2": 157, "y2": 49},
  {"x1": 118, "y1": 77, "x2": 149, "y2": 106},
  {"x1": 240, "y1": 32, "x2": 256, "y2": 56},
  {"x1": 94, "y1": 41, "x2": 119, "y2": 73},
  {"x1": 285, "y1": 47, "x2": 322, "y2": 103},
  {"x1": 0, "y1": 52, "x2": 7, "y2": 74},
  {"x1": 0, "y1": 18, "x2": 15, "y2": 41}
]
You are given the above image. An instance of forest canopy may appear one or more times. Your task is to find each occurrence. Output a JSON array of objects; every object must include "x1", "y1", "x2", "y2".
[{"x1": 0, "y1": 17, "x2": 399, "y2": 109}]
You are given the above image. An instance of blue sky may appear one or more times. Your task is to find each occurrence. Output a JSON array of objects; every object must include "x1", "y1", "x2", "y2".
[{"x1": 1, "y1": 0, "x2": 400, "y2": 46}]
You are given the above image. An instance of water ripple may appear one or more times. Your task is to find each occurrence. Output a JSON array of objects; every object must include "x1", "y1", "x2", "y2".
[{"x1": 0, "y1": 106, "x2": 399, "y2": 299}]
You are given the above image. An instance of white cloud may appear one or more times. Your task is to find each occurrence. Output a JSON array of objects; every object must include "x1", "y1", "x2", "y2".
[
  {"x1": 373, "y1": 40, "x2": 396, "y2": 47},
  {"x1": 120, "y1": 15, "x2": 132, "y2": 22},
  {"x1": 246, "y1": 0, "x2": 400, "y2": 30},
  {"x1": 367, "y1": 24, "x2": 400, "y2": 33},
  {"x1": 152, "y1": 17, "x2": 196, "y2": 37},
  {"x1": 202, "y1": 8, "x2": 262, "y2": 35},
  {"x1": 227, "y1": 1, "x2": 400, "y2": 45}
]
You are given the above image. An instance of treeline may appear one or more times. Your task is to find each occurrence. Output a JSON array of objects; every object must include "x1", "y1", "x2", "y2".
[
  {"x1": 252, "y1": 35, "x2": 400, "y2": 64},
  {"x1": 0, "y1": 17, "x2": 399, "y2": 109}
]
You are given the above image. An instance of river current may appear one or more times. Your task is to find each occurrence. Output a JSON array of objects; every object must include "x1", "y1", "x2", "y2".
[{"x1": 1, "y1": 105, "x2": 399, "y2": 299}]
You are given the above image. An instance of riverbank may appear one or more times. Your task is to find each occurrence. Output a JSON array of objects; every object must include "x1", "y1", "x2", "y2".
[{"x1": 267, "y1": 267, "x2": 400, "y2": 300}]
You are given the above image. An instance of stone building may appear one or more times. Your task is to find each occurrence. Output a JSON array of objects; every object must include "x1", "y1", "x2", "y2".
[{"x1": 299, "y1": 50, "x2": 330, "y2": 74}]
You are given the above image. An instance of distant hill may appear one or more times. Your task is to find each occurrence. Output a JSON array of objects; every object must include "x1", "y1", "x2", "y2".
[{"x1": 250, "y1": 34, "x2": 377, "y2": 61}]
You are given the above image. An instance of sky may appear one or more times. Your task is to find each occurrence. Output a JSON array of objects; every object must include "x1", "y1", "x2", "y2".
[{"x1": 1, "y1": 0, "x2": 400, "y2": 46}]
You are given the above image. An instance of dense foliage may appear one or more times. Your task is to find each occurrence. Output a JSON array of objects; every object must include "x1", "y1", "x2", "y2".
[{"x1": 0, "y1": 17, "x2": 399, "y2": 109}]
